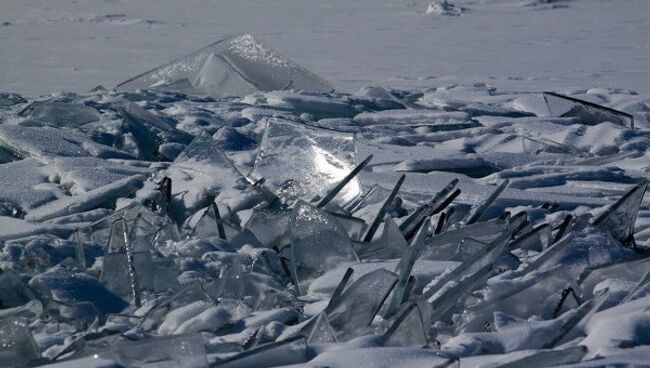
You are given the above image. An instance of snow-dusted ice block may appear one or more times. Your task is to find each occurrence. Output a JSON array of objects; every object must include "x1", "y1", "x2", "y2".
[
  {"x1": 163, "y1": 132, "x2": 251, "y2": 221},
  {"x1": 252, "y1": 118, "x2": 361, "y2": 206},
  {"x1": 0, "y1": 125, "x2": 132, "y2": 160},
  {"x1": 29, "y1": 264, "x2": 128, "y2": 315},
  {"x1": 353, "y1": 109, "x2": 479, "y2": 130},
  {"x1": 289, "y1": 201, "x2": 359, "y2": 294},
  {"x1": 18, "y1": 100, "x2": 100, "y2": 127},
  {"x1": 116, "y1": 33, "x2": 333, "y2": 98},
  {"x1": 25, "y1": 174, "x2": 145, "y2": 222}
]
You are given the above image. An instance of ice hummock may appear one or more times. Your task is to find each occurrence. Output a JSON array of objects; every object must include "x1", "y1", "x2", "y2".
[
  {"x1": 0, "y1": 84, "x2": 648, "y2": 367},
  {"x1": 116, "y1": 33, "x2": 334, "y2": 98}
]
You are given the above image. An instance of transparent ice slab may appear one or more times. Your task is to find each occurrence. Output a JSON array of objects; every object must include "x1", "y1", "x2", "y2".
[
  {"x1": 252, "y1": 118, "x2": 360, "y2": 207},
  {"x1": 289, "y1": 201, "x2": 359, "y2": 294},
  {"x1": 0, "y1": 318, "x2": 41, "y2": 367},
  {"x1": 97, "y1": 333, "x2": 208, "y2": 368},
  {"x1": 213, "y1": 335, "x2": 308, "y2": 368},
  {"x1": 116, "y1": 33, "x2": 333, "y2": 98},
  {"x1": 543, "y1": 92, "x2": 634, "y2": 128},
  {"x1": 324, "y1": 268, "x2": 398, "y2": 339}
]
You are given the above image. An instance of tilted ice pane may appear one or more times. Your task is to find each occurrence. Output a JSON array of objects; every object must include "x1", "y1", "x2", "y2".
[
  {"x1": 325, "y1": 268, "x2": 398, "y2": 339},
  {"x1": 116, "y1": 33, "x2": 333, "y2": 97},
  {"x1": 192, "y1": 53, "x2": 258, "y2": 98},
  {"x1": 543, "y1": 92, "x2": 634, "y2": 128},
  {"x1": 289, "y1": 201, "x2": 359, "y2": 294},
  {"x1": 253, "y1": 118, "x2": 360, "y2": 206},
  {"x1": 97, "y1": 333, "x2": 208, "y2": 368},
  {"x1": 381, "y1": 302, "x2": 427, "y2": 348},
  {"x1": 0, "y1": 319, "x2": 41, "y2": 367},
  {"x1": 593, "y1": 181, "x2": 647, "y2": 244}
]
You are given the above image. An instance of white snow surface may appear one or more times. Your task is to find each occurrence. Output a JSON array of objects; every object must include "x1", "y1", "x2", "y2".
[{"x1": 1, "y1": 1, "x2": 650, "y2": 367}]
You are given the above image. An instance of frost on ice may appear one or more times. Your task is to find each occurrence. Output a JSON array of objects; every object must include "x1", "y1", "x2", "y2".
[{"x1": 1, "y1": 58, "x2": 650, "y2": 366}]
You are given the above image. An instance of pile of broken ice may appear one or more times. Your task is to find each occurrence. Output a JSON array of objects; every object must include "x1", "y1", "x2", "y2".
[{"x1": 1, "y1": 34, "x2": 650, "y2": 367}]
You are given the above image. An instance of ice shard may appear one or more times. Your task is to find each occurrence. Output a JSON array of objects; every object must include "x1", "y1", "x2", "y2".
[
  {"x1": 96, "y1": 333, "x2": 208, "y2": 368},
  {"x1": 384, "y1": 221, "x2": 429, "y2": 317},
  {"x1": 426, "y1": 263, "x2": 494, "y2": 326},
  {"x1": 347, "y1": 184, "x2": 391, "y2": 218},
  {"x1": 463, "y1": 179, "x2": 509, "y2": 225},
  {"x1": 0, "y1": 318, "x2": 41, "y2": 367},
  {"x1": 592, "y1": 180, "x2": 647, "y2": 245},
  {"x1": 543, "y1": 92, "x2": 634, "y2": 128},
  {"x1": 399, "y1": 178, "x2": 459, "y2": 239},
  {"x1": 422, "y1": 230, "x2": 509, "y2": 300},
  {"x1": 116, "y1": 33, "x2": 333, "y2": 98},
  {"x1": 509, "y1": 223, "x2": 552, "y2": 252},
  {"x1": 0, "y1": 270, "x2": 35, "y2": 309},
  {"x1": 307, "y1": 312, "x2": 338, "y2": 344},
  {"x1": 316, "y1": 154, "x2": 373, "y2": 208},
  {"x1": 355, "y1": 217, "x2": 408, "y2": 260},
  {"x1": 289, "y1": 201, "x2": 359, "y2": 294},
  {"x1": 18, "y1": 100, "x2": 100, "y2": 127},
  {"x1": 381, "y1": 302, "x2": 427, "y2": 348},
  {"x1": 100, "y1": 219, "x2": 141, "y2": 305},
  {"x1": 324, "y1": 268, "x2": 398, "y2": 339},
  {"x1": 214, "y1": 336, "x2": 308, "y2": 368},
  {"x1": 362, "y1": 174, "x2": 406, "y2": 243},
  {"x1": 252, "y1": 118, "x2": 360, "y2": 207},
  {"x1": 521, "y1": 136, "x2": 579, "y2": 155},
  {"x1": 191, "y1": 202, "x2": 227, "y2": 240}
]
